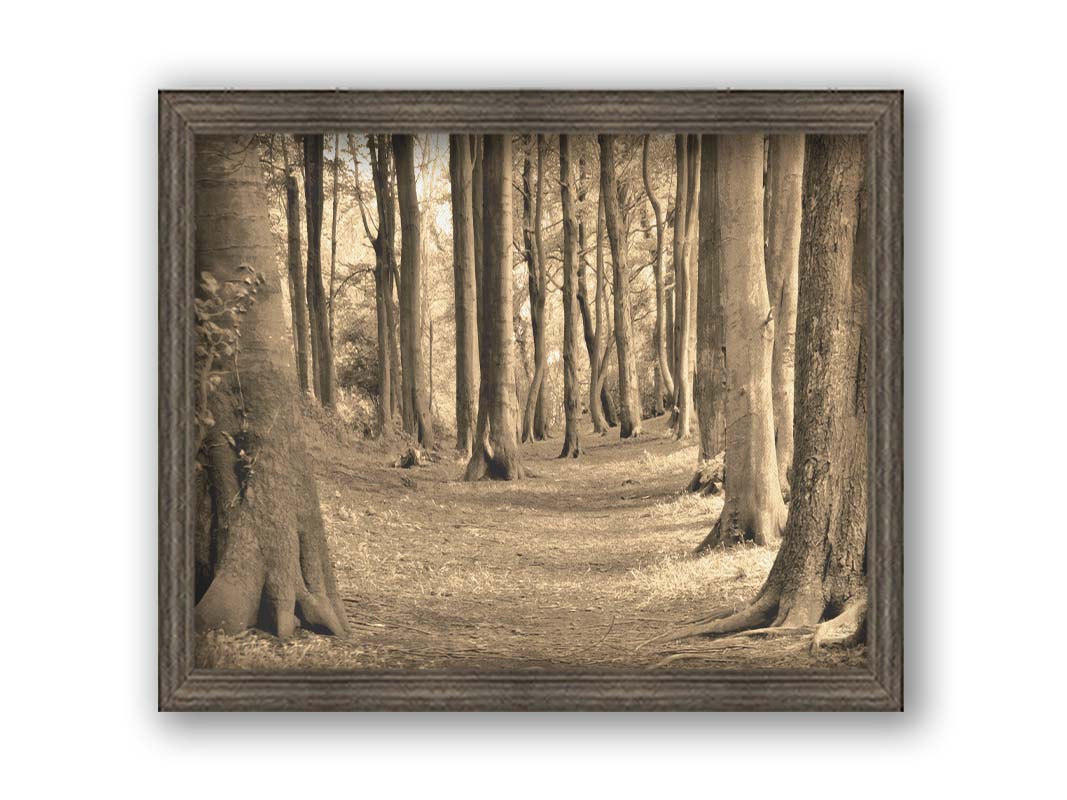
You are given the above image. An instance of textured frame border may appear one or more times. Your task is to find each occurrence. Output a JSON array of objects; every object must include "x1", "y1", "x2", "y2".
[{"x1": 159, "y1": 90, "x2": 902, "y2": 711}]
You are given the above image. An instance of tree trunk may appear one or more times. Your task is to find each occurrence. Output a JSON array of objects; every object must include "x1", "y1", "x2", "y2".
[
  {"x1": 655, "y1": 135, "x2": 868, "y2": 648},
  {"x1": 694, "y1": 135, "x2": 726, "y2": 463},
  {"x1": 367, "y1": 135, "x2": 402, "y2": 432},
  {"x1": 764, "y1": 134, "x2": 805, "y2": 500},
  {"x1": 284, "y1": 175, "x2": 309, "y2": 394},
  {"x1": 558, "y1": 134, "x2": 582, "y2": 457},
  {"x1": 643, "y1": 135, "x2": 674, "y2": 412},
  {"x1": 685, "y1": 134, "x2": 701, "y2": 423},
  {"x1": 671, "y1": 135, "x2": 693, "y2": 437},
  {"x1": 392, "y1": 134, "x2": 435, "y2": 449},
  {"x1": 449, "y1": 135, "x2": 480, "y2": 456},
  {"x1": 465, "y1": 135, "x2": 525, "y2": 480},
  {"x1": 521, "y1": 136, "x2": 549, "y2": 443},
  {"x1": 698, "y1": 134, "x2": 786, "y2": 550},
  {"x1": 328, "y1": 133, "x2": 339, "y2": 350},
  {"x1": 194, "y1": 136, "x2": 348, "y2": 639},
  {"x1": 576, "y1": 155, "x2": 607, "y2": 431},
  {"x1": 302, "y1": 135, "x2": 335, "y2": 409},
  {"x1": 596, "y1": 191, "x2": 619, "y2": 429},
  {"x1": 598, "y1": 134, "x2": 641, "y2": 438}
]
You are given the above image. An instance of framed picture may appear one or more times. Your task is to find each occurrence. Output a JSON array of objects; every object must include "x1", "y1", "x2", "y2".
[{"x1": 159, "y1": 90, "x2": 902, "y2": 711}]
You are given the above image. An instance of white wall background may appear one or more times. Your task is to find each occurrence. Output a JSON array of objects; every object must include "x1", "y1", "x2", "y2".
[{"x1": 4, "y1": 1, "x2": 1062, "y2": 796}]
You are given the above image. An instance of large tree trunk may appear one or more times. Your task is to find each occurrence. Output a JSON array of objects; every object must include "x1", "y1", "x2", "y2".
[
  {"x1": 684, "y1": 135, "x2": 701, "y2": 423},
  {"x1": 643, "y1": 135, "x2": 674, "y2": 412},
  {"x1": 558, "y1": 134, "x2": 583, "y2": 458},
  {"x1": 698, "y1": 134, "x2": 786, "y2": 550},
  {"x1": 302, "y1": 135, "x2": 335, "y2": 409},
  {"x1": 671, "y1": 135, "x2": 694, "y2": 437},
  {"x1": 598, "y1": 134, "x2": 641, "y2": 438},
  {"x1": 596, "y1": 190, "x2": 620, "y2": 429},
  {"x1": 449, "y1": 134, "x2": 480, "y2": 457},
  {"x1": 521, "y1": 135, "x2": 549, "y2": 443},
  {"x1": 465, "y1": 135, "x2": 525, "y2": 481},
  {"x1": 694, "y1": 135, "x2": 726, "y2": 462},
  {"x1": 194, "y1": 136, "x2": 348, "y2": 639},
  {"x1": 284, "y1": 174, "x2": 309, "y2": 395},
  {"x1": 328, "y1": 133, "x2": 339, "y2": 352},
  {"x1": 652, "y1": 135, "x2": 868, "y2": 649},
  {"x1": 764, "y1": 135, "x2": 805, "y2": 500},
  {"x1": 392, "y1": 134, "x2": 435, "y2": 449}
]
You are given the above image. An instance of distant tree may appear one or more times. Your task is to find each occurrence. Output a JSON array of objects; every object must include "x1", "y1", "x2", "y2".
[
  {"x1": 670, "y1": 135, "x2": 697, "y2": 437},
  {"x1": 466, "y1": 135, "x2": 525, "y2": 480},
  {"x1": 194, "y1": 136, "x2": 348, "y2": 638},
  {"x1": 694, "y1": 134, "x2": 725, "y2": 462},
  {"x1": 558, "y1": 134, "x2": 582, "y2": 457},
  {"x1": 521, "y1": 135, "x2": 549, "y2": 442},
  {"x1": 642, "y1": 135, "x2": 674, "y2": 415},
  {"x1": 302, "y1": 135, "x2": 335, "y2": 409},
  {"x1": 284, "y1": 172, "x2": 310, "y2": 395},
  {"x1": 655, "y1": 135, "x2": 868, "y2": 646},
  {"x1": 392, "y1": 134, "x2": 435, "y2": 449},
  {"x1": 598, "y1": 134, "x2": 642, "y2": 438},
  {"x1": 448, "y1": 135, "x2": 480, "y2": 456},
  {"x1": 697, "y1": 134, "x2": 786, "y2": 550},
  {"x1": 764, "y1": 135, "x2": 805, "y2": 499}
]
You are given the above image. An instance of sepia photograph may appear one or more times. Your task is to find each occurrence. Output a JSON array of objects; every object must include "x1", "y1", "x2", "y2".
[{"x1": 186, "y1": 120, "x2": 880, "y2": 680}]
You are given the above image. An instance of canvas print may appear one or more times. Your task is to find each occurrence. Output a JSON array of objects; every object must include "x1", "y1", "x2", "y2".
[{"x1": 193, "y1": 131, "x2": 868, "y2": 672}]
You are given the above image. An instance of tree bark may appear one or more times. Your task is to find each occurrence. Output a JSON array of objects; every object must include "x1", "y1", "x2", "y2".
[
  {"x1": 576, "y1": 155, "x2": 606, "y2": 431},
  {"x1": 558, "y1": 134, "x2": 582, "y2": 457},
  {"x1": 465, "y1": 135, "x2": 525, "y2": 480},
  {"x1": 598, "y1": 134, "x2": 641, "y2": 438},
  {"x1": 194, "y1": 136, "x2": 348, "y2": 639},
  {"x1": 302, "y1": 135, "x2": 335, "y2": 409},
  {"x1": 671, "y1": 135, "x2": 693, "y2": 437},
  {"x1": 643, "y1": 135, "x2": 674, "y2": 412},
  {"x1": 694, "y1": 135, "x2": 726, "y2": 463},
  {"x1": 392, "y1": 134, "x2": 435, "y2": 449},
  {"x1": 595, "y1": 191, "x2": 619, "y2": 429},
  {"x1": 521, "y1": 136, "x2": 549, "y2": 442},
  {"x1": 764, "y1": 134, "x2": 805, "y2": 499},
  {"x1": 284, "y1": 174, "x2": 310, "y2": 395},
  {"x1": 328, "y1": 133, "x2": 339, "y2": 350},
  {"x1": 655, "y1": 135, "x2": 868, "y2": 647},
  {"x1": 449, "y1": 134, "x2": 479, "y2": 456},
  {"x1": 698, "y1": 134, "x2": 786, "y2": 550}
]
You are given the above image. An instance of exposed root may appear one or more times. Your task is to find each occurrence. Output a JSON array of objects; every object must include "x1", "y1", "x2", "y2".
[
  {"x1": 637, "y1": 592, "x2": 777, "y2": 650},
  {"x1": 810, "y1": 591, "x2": 867, "y2": 654}
]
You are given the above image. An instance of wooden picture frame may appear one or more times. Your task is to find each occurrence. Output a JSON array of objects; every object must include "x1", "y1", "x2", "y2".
[{"x1": 159, "y1": 90, "x2": 902, "y2": 711}]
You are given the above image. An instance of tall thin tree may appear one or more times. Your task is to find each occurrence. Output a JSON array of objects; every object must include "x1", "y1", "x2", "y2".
[
  {"x1": 449, "y1": 134, "x2": 480, "y2": 456},
  {"x1": 558, "y1": 134, "x2": 582, "y2": 457},
  {"x1": 598, "y1": 134, "x2": 642, "y2": 439},
  {"x1": 392, "y1": 134, "x2": 435, "y2": 449},
  {"x1": 643, "y1": 135, "x2": 674, "y2": 413},
  {"x1": 302, "y1": 134, "x2": 335, "y2": 409}
]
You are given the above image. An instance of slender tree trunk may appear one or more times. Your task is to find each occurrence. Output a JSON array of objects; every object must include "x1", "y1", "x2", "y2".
[
  {"x1": 698, "y1": 134, "x2": 786, "y2": 550},
  {"x1": 392, "y1": 134, "x2": 435, "y2": 449},
  {"x1": 449, "y1": 135, "x2": 480, "y2": 456},
  {"x1": 694, "y1": 135, "x2": 726, "y2": 463},
  {"x1": 656, "y1": 135, "x2": 868, "y2": 647},
  {"x1": 595, "y1": 191, "x2": 619, "y2": 429},
  {"x1": 284, "y1": 175, "x2": 310, "y2": 394},
  {"x1": 576, "y1": 155, "x2": 605, "y2": 430},
  {"x1": 671, "y1": 135, "x2": 693, "y2": 436},
  {"x1": 643, "y1": 135, "x2": 674, "y2": 412},
  {"x1": 685, "y1": 134, "x2": 701, "y2": 421},
  {"x1": 368, "y1": 135, "x2": 402, "y2": 429},
  {"x1": 328, "y1": 133, "x2": 339, "y2": 349},
  {"x1": 465, "y1": 134, "x2": 525, "y2": 480},
  {"x1": 764, "y1": 134, "x2": 805, "y2": 500},
  {"x1": 522, "y1": 136, "x2": 549, "y2": 442},
  {"x1": 558, "y1": 134, "x2": 582, "y2": 457},
  {"x1": 194, "y1": 136, "x2": 347, "y2": 639},
  {"x1": 302, "y1": 135, "x2": 335, "y2": 409},
  {"x1": 598, "y1": 134, "x2": 641, "y2": 438}
]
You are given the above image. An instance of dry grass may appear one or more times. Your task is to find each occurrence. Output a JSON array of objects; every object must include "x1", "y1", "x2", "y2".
[{"x1": 197, "y1": 413, "x2": 865, "y2": 672}]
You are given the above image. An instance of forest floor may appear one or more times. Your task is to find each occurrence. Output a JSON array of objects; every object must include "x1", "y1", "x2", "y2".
[{"x1": 198, "y1": 412, "x2": 865, "y2": 672}]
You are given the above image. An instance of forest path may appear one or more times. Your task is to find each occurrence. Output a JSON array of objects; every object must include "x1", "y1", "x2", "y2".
[{"x1": 199, "y1": 412, "x2": 863, "y2": 671}]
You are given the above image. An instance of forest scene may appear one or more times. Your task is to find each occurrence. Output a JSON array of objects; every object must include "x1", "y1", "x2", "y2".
[{"x1": 193, "y1": 130, "x2": 868, "y2": 672}]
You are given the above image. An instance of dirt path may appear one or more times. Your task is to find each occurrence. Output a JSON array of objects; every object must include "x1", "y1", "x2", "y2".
[{"x1": 198, "y1": 414, "x2": 864, "y2": 672}]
